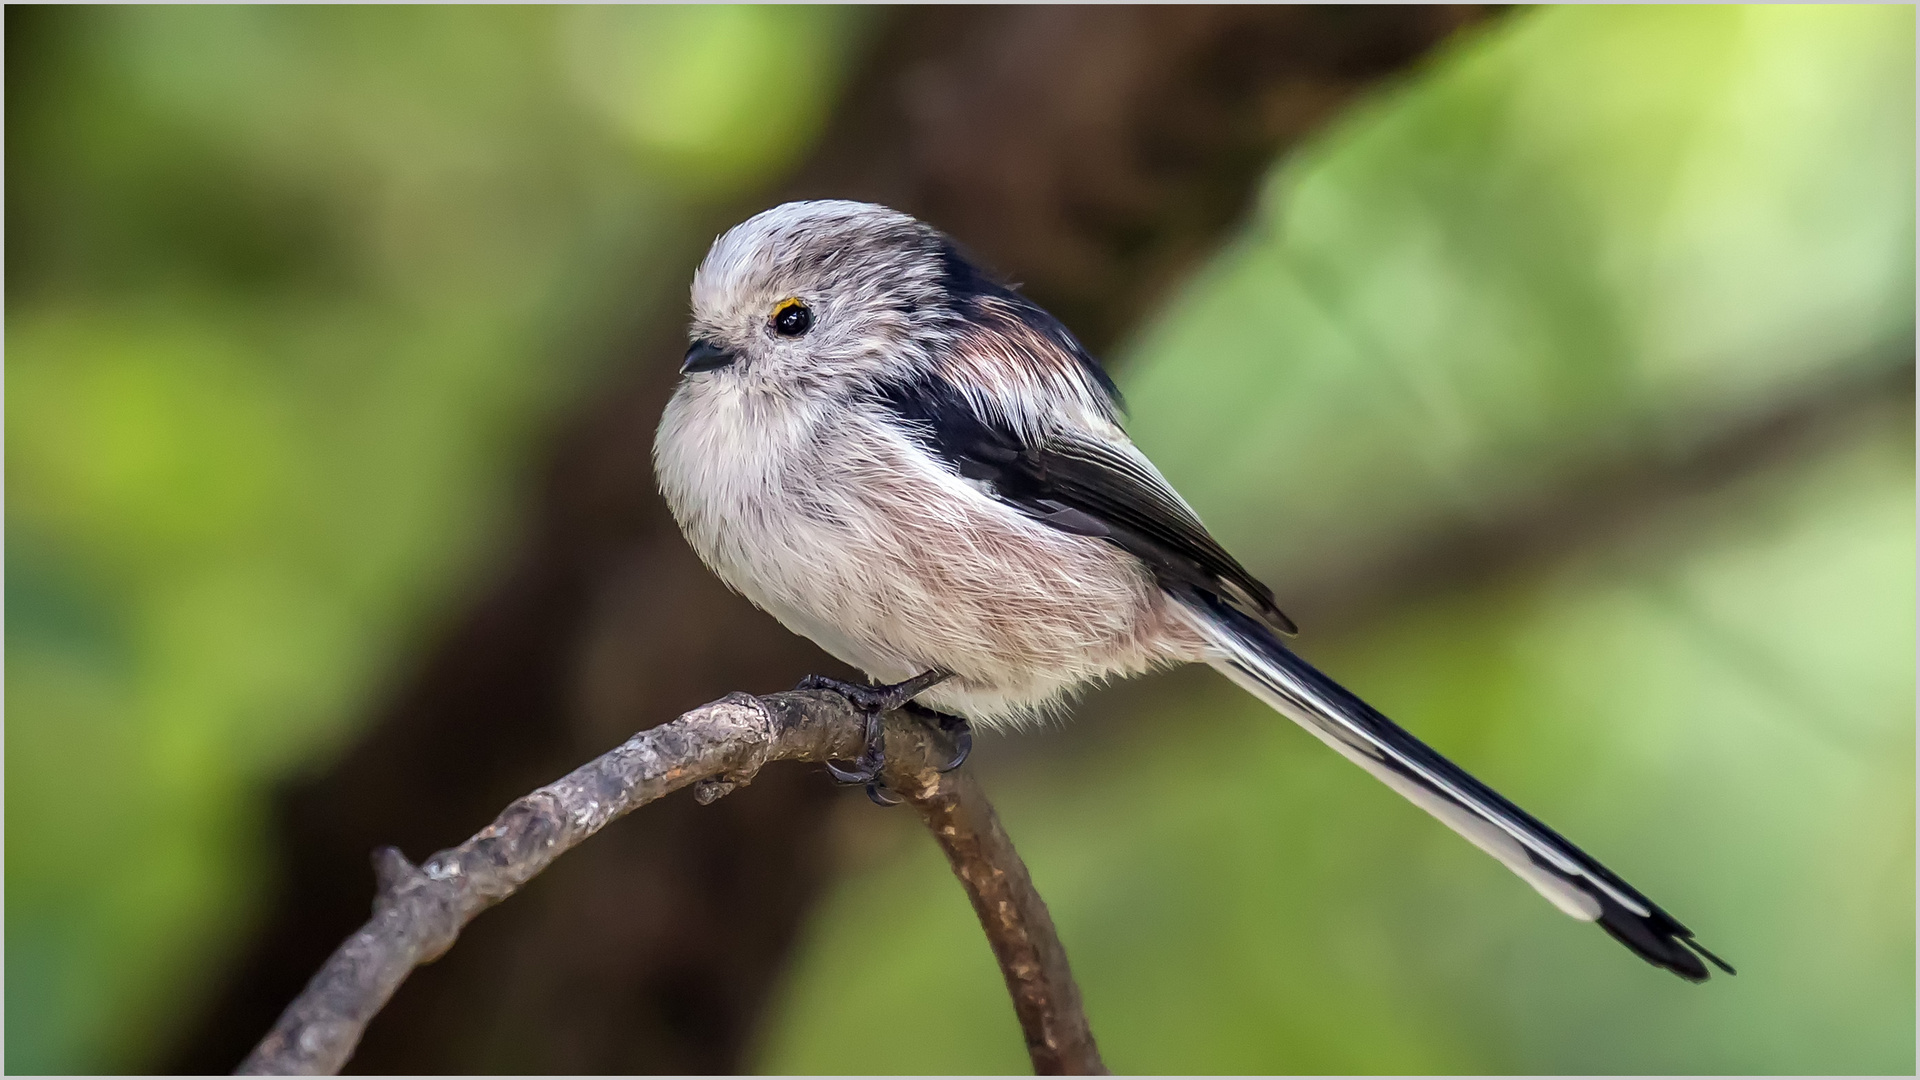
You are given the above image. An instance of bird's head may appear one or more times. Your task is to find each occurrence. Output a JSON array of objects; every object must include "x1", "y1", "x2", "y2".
[
  {"x1": 681, "y1": 199, "x2": 1121, "y2": 431},
  {"x1": 682, "y1": 200, "x2": 952, "y2": 390}
]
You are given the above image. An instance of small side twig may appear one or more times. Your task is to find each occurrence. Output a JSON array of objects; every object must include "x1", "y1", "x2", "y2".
[{"x1": 237, "y1": 689, "x2": 1103, "y2": 1076}]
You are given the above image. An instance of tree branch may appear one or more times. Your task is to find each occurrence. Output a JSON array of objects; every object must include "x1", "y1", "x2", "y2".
[
  {"x1": 236, "y1": 691, "x2": 1103, "y2": 1076},
  {"x1": 891, "y1": 760, "x2": 1105, "y2": 1074}
]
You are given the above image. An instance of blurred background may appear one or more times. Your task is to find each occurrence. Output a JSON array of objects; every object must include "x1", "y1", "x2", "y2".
[{"x1": 6, "y1": 5, "x2": 1913, "y2": 1074}]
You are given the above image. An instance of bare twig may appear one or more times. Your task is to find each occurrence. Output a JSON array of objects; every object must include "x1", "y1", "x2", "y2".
[{"x1": 237, "y1": 690, "x2": 1101, "y2": 1076}]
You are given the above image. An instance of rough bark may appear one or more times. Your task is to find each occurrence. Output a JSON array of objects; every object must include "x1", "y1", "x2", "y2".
[{"x1": 170, "y1": 7, "x2": 1490, "y2": 1073}]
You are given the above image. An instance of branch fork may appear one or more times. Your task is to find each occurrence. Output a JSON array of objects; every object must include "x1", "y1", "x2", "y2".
[{"x1": 238, "y1": 689, "x2": 1105, "y2": 1075}]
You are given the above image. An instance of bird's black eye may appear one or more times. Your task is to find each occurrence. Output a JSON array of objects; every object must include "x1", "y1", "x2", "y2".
[{"x1": 771, "y1": 297, "x2": 812, "y2": 337}]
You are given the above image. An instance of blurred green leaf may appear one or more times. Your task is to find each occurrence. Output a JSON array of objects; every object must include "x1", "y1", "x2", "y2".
[
  {"x1": 1120, "y1": 5, "x2": 1912, "y2": 595},
  {"x1": 564, "y1": 5, "x2": 867, "y2": 191}
]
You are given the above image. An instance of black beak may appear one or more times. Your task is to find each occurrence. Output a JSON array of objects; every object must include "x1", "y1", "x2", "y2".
[{"x1": 681, "y1": 339, "x2": 736, "y2": 374}]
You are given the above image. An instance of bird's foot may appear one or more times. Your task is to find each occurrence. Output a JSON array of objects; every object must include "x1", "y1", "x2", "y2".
[
  {"x1": 797, "y1": 669, "x2": 952, "y2": 716},
  {"x1": 798, "y1": 670, "x2": 954, "y2": 800},
  {"x1": 901, "y1": 702, "x2": 973, "y2": 772}
]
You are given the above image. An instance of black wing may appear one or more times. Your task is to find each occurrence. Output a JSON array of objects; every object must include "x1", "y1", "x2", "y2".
[{"x1": 872, "y1": 372, "x2": 1296, "y2": 635}]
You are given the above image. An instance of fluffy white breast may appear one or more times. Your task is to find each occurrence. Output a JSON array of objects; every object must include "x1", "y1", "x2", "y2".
[{"x1": 654, "y1": 377, "x2": 1206, "y2": 725}]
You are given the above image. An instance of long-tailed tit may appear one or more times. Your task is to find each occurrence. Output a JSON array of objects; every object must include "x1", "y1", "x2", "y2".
[{"x1": 653, "y1": 200, "x2": 1731, "y2": 982}]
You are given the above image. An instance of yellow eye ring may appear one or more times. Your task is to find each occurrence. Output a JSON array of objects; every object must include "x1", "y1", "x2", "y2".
[{"x1": 770, "y1": 297, "x2": 813, "y2": 337}]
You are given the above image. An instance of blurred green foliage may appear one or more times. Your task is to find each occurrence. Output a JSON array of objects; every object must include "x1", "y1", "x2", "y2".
[
  {"x1": 758, "y1": 6, "x2": 1914, "y2": 1074},
  {"x1": 6, "y1": 6, "x2": 868, "y2": 1072}
]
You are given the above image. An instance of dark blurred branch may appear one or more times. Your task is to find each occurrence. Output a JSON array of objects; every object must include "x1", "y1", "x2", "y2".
[
  {"x1": 1286, "y1": 350, "x2": 1919, "y2": 635},
  {"x1": 238, "y1": 693, "x2": 1100, "y2": 1077},
  {"x1": 801, "y1": 5, "x2": 1495, "y2": 350}
]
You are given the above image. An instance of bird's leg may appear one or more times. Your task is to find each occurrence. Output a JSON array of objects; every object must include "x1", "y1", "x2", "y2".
[
  {"x1": 798, "y1": 668, "x2": 953, "y2": 717},
  {"x1": 799, "y1": 669, "x2": 953, "y2": 799}
]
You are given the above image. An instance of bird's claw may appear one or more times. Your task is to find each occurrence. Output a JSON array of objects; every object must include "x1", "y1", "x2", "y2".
[
  {"x1": 800, "y1": 669, "x2": 965, "y2": 803},
  {"x1": 798, "y1": 674, "x2": 889, "y2": 713},
  {"x1": 903, "y1": 702, "x2": 972, "y2": 772},
  {"x1": 821, "y1": 696, "x2": 889, "y2": 788},
  {"x1": 824, "y1": 757, "x2": 881, "y2": 785},
  {"x1": 798, "y1": 669, "x2": 951, "y2": 715},
  {"x1": 942, "y1": 722, "x2": 973, "y2": 772}
]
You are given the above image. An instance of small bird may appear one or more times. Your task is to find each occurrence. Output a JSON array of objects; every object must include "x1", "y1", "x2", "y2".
[{"x1": 653, "y1": 199, "x2": 1732, "y2": 982}]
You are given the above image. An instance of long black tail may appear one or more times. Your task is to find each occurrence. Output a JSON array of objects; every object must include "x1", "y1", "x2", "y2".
[{"x1": 1189, "y1": 599, "x2": 1732, "y2": 982}]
